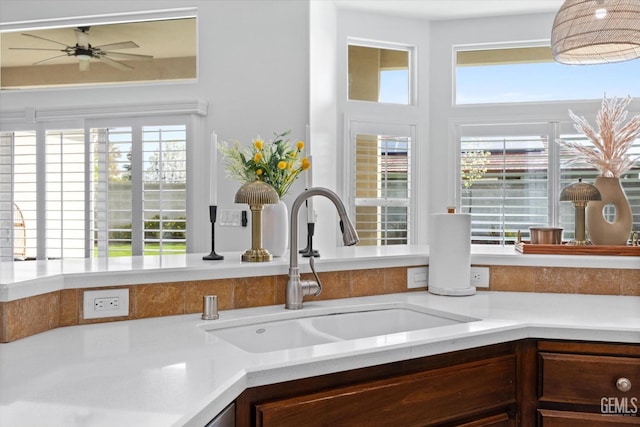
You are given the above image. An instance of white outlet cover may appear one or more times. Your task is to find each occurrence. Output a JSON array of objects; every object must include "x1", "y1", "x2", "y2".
[
  {"x1": 83, "y1": 289, "x2": 129, "y2": 319},
  {"x1": 407, "y1": 266, "x2": 428, "y2": 289}
]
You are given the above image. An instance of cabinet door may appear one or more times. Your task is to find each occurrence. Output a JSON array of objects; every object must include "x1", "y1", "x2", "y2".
[
  {"x1": 255, "y1": 355, "x2": 516, "y2": 427},
  {"x1": 539, "y1": 409, "x2": 640, "y2": 426}
]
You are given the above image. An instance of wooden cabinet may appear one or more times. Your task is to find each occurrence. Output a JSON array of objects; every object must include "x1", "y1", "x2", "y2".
[
  {"x1": 536, "y1": 341, "x2": 640, "y2": 425},
  {"x1": 236, "y1": 342, "x2": 520, "y2": 427},
  {"x1": 232, "y1": 339, "x2": 640, "y2": 426}
]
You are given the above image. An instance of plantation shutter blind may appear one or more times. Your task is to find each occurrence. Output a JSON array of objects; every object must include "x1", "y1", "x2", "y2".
[
  {"x1": 0, "y1": 131, "x2": 38, "y2": 260},
  {"x1": 142, "y1": 125, "x2": 187, "y2": 255},
  {"x1": 351, "y1": 121, "x2": 413, "y2": 246},
  {"x1": 459, "y1": 123, "x2": 552, "y2": 244},
  {"x1": 0, "y1": 132, "x2": 14, "y2": 261},
  {"x1": 45, "y1": 129, "x2": 86, "y2": 259}
]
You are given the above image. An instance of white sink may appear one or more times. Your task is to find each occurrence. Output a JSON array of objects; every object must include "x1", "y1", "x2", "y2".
[
  {"x1": 310, "y1": 308, "x2": 461, "y2": 340},
  {"x1": 211, "y1": 317, "x2": 337, "y2": 353},
  {"x1": 208, "y1": 307, "x2": 473, "y2": 353}
]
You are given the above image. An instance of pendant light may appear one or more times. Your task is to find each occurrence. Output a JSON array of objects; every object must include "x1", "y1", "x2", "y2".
[{"x1": 551, "y1": 0, "x2": 640, "y2": 64}]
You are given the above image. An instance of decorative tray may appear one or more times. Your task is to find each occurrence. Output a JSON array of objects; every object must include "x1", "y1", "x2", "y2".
[{"x1": 515, "y1": 242, "x2": 640, "y2": 256}]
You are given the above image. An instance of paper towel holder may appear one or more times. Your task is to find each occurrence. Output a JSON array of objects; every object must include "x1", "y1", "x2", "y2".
[{"x1": 427, "y1": 212, "x2": 476, "y2": 297}]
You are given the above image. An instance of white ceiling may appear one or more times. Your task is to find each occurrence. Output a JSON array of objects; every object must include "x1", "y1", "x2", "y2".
[{"x1": 333, "y1": 0, "x2": 564, "y2": 20}]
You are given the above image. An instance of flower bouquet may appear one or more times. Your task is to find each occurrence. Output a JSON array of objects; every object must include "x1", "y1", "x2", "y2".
[{"x1": 218, "y1": 130, "x2": 311, "y2": 198}]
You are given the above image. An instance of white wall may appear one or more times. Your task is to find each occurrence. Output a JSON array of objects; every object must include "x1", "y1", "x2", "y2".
[{"x1": 0, "y1": 0, "x2": 310, "y2": 253}]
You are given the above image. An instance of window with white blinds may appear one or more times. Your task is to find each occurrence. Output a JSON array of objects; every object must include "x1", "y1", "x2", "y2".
[
  {"x1": 459, "y1": 121, "x2": 640, "y2": 245},
  {"x1": 460, "y1": 124, "x2": 550, "y2": 244},
  {"x1": 350, "y1": 122, "x2": 413, "y2": 246},
  {"x1": 46, "y1": 129, "x2": 86, "y2": 259},
  {"x1": 0, "y1": 122, "x2": 188, "y2": 260},
  {"x1": 142, "y1": 125, "x2": 187, "y2": 255},
  {"x1": 0, "y1": 131, "x2": 38, "y2": 261}
]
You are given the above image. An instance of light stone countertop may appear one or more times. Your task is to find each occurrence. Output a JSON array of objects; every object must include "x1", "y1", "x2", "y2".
[
  {"x1": 1, "y1": 245, "x2": 638, "y2": 301},
  {"x1": 0, "y1": 291, "x2": 638, "y2": 427}
]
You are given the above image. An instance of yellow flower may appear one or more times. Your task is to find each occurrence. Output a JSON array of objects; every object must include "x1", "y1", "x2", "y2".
[
  {"x1": 253, "y1": 152, "x2": 262, "y2": 163},
  {"x1": 301, "y1": 157, "x2": 311, "y2": 170},
  {"x1": 277, "y1": 160, "x2": 287, "y2": 170},
  {"x1": 256, "y1": 169, "x2": 263, "y2": 176},
  {"x1": 254, "y1": 139, "x2": 264, "y2": 150},
  {"x1": 296, "y1": 140, "x2": 304, "y2": 150}
]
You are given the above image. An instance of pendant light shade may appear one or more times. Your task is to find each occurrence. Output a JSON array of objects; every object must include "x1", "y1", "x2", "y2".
[{"x1": 551, "y1": 0, "x2": 640, "y2": 64}]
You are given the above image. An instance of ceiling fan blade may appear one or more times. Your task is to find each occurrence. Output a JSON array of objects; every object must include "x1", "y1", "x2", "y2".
[
  {"x1": 32, "y1": 54, "x2": 69, "y2": 66},
  {"x1": 21, "y1": 33, "x2": 70, "y2": 48},
  {"x1": 9, "y1": 47, "x2": 66, "y2": 52},
  {"x1": 99, "y1": 55, "x2": 134, "y2": 71},
  {"x1": 101, "y1": 51, "x2": 153, "y2": 61},
  {"x1": 94, "y1": 41, "x2": 139, "y2": 50}
]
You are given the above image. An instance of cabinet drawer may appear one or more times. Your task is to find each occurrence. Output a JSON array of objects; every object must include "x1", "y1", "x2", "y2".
[
  {"x1": 539, "y1": 409, "x2": 640, "y2": 426},
  {"x1": 539, "y1": 352, "x2": 640, "y2": 405},
  {"x1": 255, "y1": 355, "x2": 515, "y2": 427}
]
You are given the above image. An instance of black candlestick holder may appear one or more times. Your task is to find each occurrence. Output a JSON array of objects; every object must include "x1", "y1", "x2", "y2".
[
  {"x1": 203, "y1": 205, "x2": 224, "y2": 260},
  {"x1": 300, "y1": 222, "x2": 320, "y2": 258}
]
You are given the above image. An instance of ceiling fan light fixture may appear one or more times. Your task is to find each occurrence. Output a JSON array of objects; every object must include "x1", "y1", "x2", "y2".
[{"x1": 551, "y1": 0, "x2": 640, "y2": 65}]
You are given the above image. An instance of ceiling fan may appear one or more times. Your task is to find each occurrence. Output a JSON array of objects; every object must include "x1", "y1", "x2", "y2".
[{"x1": 9, "y1": 26, "x2": 153, "y2": 71}]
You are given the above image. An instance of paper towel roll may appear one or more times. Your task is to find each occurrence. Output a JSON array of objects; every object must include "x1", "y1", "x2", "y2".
[{"x1": 428, "y1": 213, "x2": 475, "y2": 296}]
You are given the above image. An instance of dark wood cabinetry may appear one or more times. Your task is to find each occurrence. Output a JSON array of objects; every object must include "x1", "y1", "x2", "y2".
[
  {"x1": 236, "y1": 342, "x2": 520, "y2": 427},
  {"x1": 536, "y1": 341, "x2": 640, "y2": 425},
  {"x1": 232, "y1": 340, "x2": 640, "y2": 426}
]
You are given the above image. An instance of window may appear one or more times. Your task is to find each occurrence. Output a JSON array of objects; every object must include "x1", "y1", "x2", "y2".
[
  {"x1": 459, "y1": 121, "x2": 640, "y2": 244},
  {"x1": 0, "y1": 121, "x2": 188, "y2": 261},
  {"x1": 455, "y1": 45, "x2": 640, "y2": 104},
  {"x1": 348, "y1": 44, "x2": 410, "y2": 104},
  {"x1": 349, "y1": 122, "x2": 414, "y2": 246},
  {"x1": 460, "y1": 123, "x2": 551, "y2": 244}
]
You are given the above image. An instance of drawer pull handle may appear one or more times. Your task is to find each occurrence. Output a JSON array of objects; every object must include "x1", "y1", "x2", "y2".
[{"x1": 616, "y1": 377, "x2": 632, "y2": 392}]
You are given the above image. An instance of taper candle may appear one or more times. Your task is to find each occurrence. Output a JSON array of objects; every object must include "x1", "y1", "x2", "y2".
[{"x1": 210, "y1": 132, "x2": 218, "y2": 206}]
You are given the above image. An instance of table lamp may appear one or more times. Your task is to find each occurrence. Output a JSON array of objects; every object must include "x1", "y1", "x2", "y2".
[
  {"x1": 234, "y1": 179, "x2": 279, "y2": 262},
  {"x1": 560, "y1": 178, "x2": 602, "y2": 245}
]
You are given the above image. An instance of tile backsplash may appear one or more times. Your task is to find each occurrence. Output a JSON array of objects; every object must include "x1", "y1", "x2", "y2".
[{"x1": 1, "y1": 265, "x2": 637, "y2": 343}]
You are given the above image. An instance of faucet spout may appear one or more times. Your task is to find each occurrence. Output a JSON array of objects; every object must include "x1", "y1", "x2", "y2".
[{"x1": 286, "y1": 187, "x2": 359, "y2": 310}]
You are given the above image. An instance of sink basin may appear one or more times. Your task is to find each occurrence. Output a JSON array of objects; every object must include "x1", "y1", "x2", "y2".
[
  {"x1": 211, "y1": 317, "x2": 336, "y2": 353},
  {"x1": 311, "y1": 308, "x2": 461, "y2": 340},
  {"x1": 208, "y1": 307, "x2": 473, "y2": 353}
]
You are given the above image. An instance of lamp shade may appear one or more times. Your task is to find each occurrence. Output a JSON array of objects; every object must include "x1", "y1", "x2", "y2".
[
  {"x1": 234, "y1": 179, "x2": 278, "y2": 205},
  {"x1": 559, "y1": 178, "x2": 602, "y2": 202},
  {"x1": 551, "y1": 0, "x2": 640, "y2": 64}
]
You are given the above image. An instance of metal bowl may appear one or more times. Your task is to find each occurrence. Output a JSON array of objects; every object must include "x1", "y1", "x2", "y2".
[{"x1": 529, "y1": 227, "x2": 563, "y2": 245}]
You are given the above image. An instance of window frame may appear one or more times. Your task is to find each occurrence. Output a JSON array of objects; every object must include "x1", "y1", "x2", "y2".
[
  {"x1": 346, "y1": 120, "x2": 415, "y2": 245},
  {"x1": 347, "y1": 38, "x2": 416, "y2": 106},
  {"x1": 0, "y1": 101, "x2": 206, "y2": 260}
]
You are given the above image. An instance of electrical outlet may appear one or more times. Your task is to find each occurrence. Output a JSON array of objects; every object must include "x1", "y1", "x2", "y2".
[
  {"x1": 407, "y1": 266, "x2": 428, "y2": 289},
  {"x1": 83, "y1": 289, "x2": 129, "y2": 319},
  {"x1": 94, "y1": 297, "x2": 120, "y2": 310},
  {"x1": 470, "y1": 266, "x2": 490, "y2": 288}
]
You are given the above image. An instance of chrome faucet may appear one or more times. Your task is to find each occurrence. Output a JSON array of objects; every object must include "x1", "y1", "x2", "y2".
[{"x1": 286, "y1": 187, "x2": 359, "y2": 310}]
